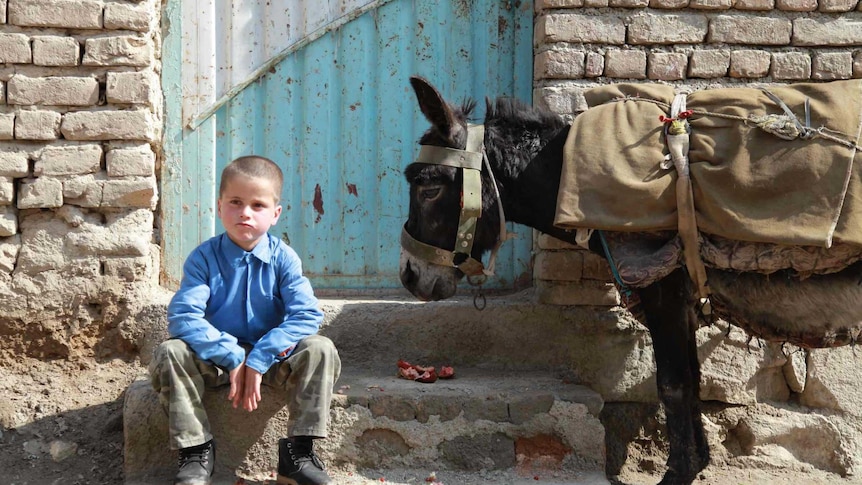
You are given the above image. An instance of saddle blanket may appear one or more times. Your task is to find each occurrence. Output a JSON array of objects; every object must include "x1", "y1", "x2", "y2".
[{"x1": 554, "y1": 80, "x2": 862, "y2": 247}]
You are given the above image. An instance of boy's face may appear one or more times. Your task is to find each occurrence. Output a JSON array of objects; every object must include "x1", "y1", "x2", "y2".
[{"x1": 217, "y1": 175, "x2": 282, "y2": 251}]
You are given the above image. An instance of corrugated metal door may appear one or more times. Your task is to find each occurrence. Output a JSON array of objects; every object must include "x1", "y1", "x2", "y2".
[{"x1": 162, "y1": 0, "x2": 534, "y2": 291}]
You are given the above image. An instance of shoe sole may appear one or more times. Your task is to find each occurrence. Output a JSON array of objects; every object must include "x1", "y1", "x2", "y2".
[{"x1": 275, "y1": 475, "x2": 330, "y2": 485}]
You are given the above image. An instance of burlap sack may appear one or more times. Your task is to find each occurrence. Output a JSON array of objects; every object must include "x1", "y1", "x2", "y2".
[{"x1": 554, "y1": 80, "x2": 862, "y2": 247}]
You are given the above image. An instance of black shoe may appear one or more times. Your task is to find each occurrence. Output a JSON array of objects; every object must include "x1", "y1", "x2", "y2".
[
  {"x1": 276, "y1": 437, "x2": 331, "y2": 485},
  {"x1": 175, "y1": 440, "x2": 215, "y2": 485}
]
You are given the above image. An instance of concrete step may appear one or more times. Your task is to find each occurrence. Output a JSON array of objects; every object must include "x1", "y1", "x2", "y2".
[
  {"x1": 124, "y1": 367, "x2": 606, "y2": 484},
  {"x1": 316, "y1": 291, "x2": 640, "y2": 373},
  {"x1": 205, "y1": 469, "x2": 611, "y2": 484},
  {"x1": 136, "y1": 291, "x2": 650, "y2": 403}
]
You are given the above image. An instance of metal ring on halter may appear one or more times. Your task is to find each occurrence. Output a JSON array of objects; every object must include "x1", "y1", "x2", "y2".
[
  {"x1": 467, "y1": 274, "x2": 487, "y2": 311},
  {"x1": 467, "y1": 274, "x2": 488, "y2": 311},
  {"x1": 473, "y1": 291, "x2": 487, "y2": 311}
]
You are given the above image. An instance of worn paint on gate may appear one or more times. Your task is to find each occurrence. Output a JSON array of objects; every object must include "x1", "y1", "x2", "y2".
[{"x1": 163, "y1": 0, "x2": 534, "y2": 290}]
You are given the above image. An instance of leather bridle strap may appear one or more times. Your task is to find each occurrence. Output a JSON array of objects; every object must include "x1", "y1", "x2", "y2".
[
  {"x1": 401, "y1": 124, "x2": 510, "y2": 277},
  {"x1": 414, "y1": 145, "x2": 482, "y2": 170}
]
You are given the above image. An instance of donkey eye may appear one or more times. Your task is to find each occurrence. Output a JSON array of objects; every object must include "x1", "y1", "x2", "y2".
[{"x1": 419, "y1": 186, "x2": 442, "y2": 201}]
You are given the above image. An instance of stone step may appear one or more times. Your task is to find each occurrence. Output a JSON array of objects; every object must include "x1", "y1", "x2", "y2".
[
  {"x1": 124, "y1": 368, "x2": 606, "y2": 484},
  {"x1": 205, "y1": 469, "x2": 612, "y2": 484},
  {"x1": 139, "y1": 289, "x2": 642, "y2": 377},
  {"x1": 315, "y1": 291, "x2": 640, "y2": 373},
  {"x1": 136, "y1": 291, "x2": 652, "y2": 404}
]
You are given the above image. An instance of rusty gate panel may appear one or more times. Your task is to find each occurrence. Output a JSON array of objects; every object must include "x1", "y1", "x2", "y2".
[{"x1": 164, "y1": 0, "x2": 535, "y2": 291}]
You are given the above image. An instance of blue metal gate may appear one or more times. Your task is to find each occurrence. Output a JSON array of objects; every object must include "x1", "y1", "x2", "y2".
[{"x1": 162, "y1": 0, "x2": 535, "y2": 291}]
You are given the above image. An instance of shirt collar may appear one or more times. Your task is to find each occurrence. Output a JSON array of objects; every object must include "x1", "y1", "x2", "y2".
[{"x1": 220, "y1": 233, "x2": 273, "y2": 265}]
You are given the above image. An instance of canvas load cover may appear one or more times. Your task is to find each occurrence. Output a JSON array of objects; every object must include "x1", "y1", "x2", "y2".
[{"x1": 554, "y1": 80, "x2": 862, "y2": 248}]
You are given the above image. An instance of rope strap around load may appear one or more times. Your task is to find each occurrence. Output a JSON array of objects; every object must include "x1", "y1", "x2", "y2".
[
  {"x1": 610, "y1": 94, "x2": 862, "y2": 151},
  {"x1": 663, "y1": 93, "x2": 711, "y2": 300}
]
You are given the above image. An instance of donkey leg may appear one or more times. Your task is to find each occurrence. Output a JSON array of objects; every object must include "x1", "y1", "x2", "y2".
[{"x1": 638, "y1": 269, "x2": 709, "y2": 485}]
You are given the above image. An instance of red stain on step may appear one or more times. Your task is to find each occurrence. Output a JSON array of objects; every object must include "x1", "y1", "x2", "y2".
[{"x1": 515, "y1": 434, "x2": 571, "y2": 475}]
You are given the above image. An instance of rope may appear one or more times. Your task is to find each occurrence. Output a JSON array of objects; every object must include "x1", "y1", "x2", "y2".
[
  {"x1": 608, "y1": 95, "x2": 862, "y2": 152},
  {"x1": 480, "y1": 148, "x2": 516, "y2": 277},
  {"x1": 597, "y1": 230, "x2": 632, "y2": 300}
]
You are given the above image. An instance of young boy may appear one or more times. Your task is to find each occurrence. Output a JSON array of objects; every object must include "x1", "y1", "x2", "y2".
[{"x1": 150, "y1": 155, "x2": 341, "y2": 485}]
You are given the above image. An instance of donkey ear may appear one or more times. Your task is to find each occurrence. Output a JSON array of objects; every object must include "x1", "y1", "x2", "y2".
[{"x1": 410, "y1": 76, "x2": 462, "y2": 141}]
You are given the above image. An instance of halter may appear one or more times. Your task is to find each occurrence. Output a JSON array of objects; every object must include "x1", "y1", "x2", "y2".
[{"x1": 401, "y1": 124, "x2": 511, "y2": 278}]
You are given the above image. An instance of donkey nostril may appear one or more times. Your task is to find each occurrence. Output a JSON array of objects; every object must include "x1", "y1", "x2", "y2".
[{"x1": 402, "y1": 260, "x2": 418, "y2": 287}]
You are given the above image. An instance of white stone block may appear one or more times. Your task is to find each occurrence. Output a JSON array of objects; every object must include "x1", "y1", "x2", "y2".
[
  {"x1": 15, "y1": 110, "x2": 61, "y2": 140},
  {"x1": 770, "y1": 52, "x2": 812, "y2": 80},
  {"x1": 35, "y1": 144, "x2": 102, "y2": 176},
  {"x1": 689, "y1": 50, "x2": 731, "y2": 78},
  {"x1": 535, "y1": 50, "x2": 585, "y2": 79},
  {"x1": 628, "y1": 13, "x2": 708, "y2": 45},
  {"x1": 0, "y1": 114, "x2": 14, "y2": 140},
  {"x1": 534, "y1": 87, "x2": 577, "y2": 115},
  {"x1": 537, "y1": 14, "x2": 626, "y2": 44},
  {"x1": 82, "y1": 35, "x2": 153, "y2": 67},
  {"x1": 0, "y1": 149, "x2": 30, "y2": 177},
  {"x1": 16, "y1": 221, "x2": 66, "y2": 273},
  {"x1": 106, "y1": 71, "x2": 159, "y2": 107},
  {"x1": 66, "y1": 230, "x2": 150, "y2": 257},
  {"x1": 801, "y1": 347, "x2": 862, "y2": 414},
  {"x1": 63, "y1": 175, "x2": 104, "y2": 208},
  {"x1": 7, "y1": 75, "x2": 99, "y2": 106},
  {"x1": 105, "y1": 207, "x2": 154, "y2": 234},
  {"x1": 0, "y1": 205, "x2": 17, "y2": 236},
  {"x1": 0, "y1": 33, "x2": 31, "y2": 63},
  {"x1": 8, "y1": 0, "x2": 102, "y2": 29},
  {"x1": 61, "y1": 110, "x2": 155, "y2": 141},
  {"x1": 697, "y1": 325, "x2": 789, "y2": 405},
  {"x1": 18, "y1": 177, "x2": 63, "y2": 209},
  {"x1": 0, "y1": 177, "x2": 14, "y2": 204},
  {"x1": 710, "y1": 16, "x2": 792, "y2": 45},
  {"x1": 101, "y1": 176, "x2": 157, "y2": 209},
  {"x1": 585, "y1": 52, "x2": 605, "y2": 77},
  {"x1": 104, "y1": 2, "x2": 152, "y2": 32},
  {"x1": 107, "y1": 144, "x2": 155, "y2": 177},
  {"x1": 32, "y1": 36, "x2": 80, "y2": 67},
  {"x1": 0, "y1": 235, "x2": 21, "y2": 274},
  {"x1": 793, "y1": 18, "x2": 862, "y2": 46}
]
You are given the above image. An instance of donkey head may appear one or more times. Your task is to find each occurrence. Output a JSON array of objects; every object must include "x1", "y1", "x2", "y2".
[{"x1": 400, "y1": 76, "x2": 499, "y2": 301}]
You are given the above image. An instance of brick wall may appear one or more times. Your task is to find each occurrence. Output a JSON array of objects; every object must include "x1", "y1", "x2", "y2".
[
  {"x1": 532, "y1": 1, "x2": 862, "y2": 305},
  {"x1": 0, "y1": 0, "x2": 162, "y2": 359}
]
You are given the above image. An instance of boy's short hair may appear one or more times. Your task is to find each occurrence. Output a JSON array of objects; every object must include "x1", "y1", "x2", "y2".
[{"x1": 219, "y1": 155, "x2": 284, "y2": 203}]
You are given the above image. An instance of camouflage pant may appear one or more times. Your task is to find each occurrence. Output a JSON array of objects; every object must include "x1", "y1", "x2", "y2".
[{"x1": 149, "y1": 334, "x2": 341, "y2": 450}]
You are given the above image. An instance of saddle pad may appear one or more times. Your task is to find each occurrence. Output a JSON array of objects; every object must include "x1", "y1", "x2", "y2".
[{"x1": 554, "y1": 80, "x2": 862, "y2": 247}]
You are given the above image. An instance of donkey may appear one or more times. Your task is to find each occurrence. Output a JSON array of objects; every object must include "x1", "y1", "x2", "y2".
[{"x1": 398, "y1": 75, "x2": 862, "y2": 484}]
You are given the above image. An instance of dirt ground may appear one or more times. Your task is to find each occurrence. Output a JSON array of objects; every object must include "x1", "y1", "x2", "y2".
[
  {"x1": 1, "y1": 356, "x2": 860, "y2": 485},
  {"x1": 0, "y1": 357, "x2": 145, "y2": 485}
]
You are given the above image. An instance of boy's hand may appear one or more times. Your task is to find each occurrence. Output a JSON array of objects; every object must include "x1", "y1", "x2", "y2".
[
  {"x1": 228, "y1": 363, "x2": 246, "y2": 409},
  {"x1": 241, "y1": 367, "x2": 263, "y2": 412}
]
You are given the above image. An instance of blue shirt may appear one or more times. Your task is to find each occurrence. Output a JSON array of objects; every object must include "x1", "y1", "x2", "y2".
[{"x1": 167, "y1": 233, "x2": 323, "y2": 374}]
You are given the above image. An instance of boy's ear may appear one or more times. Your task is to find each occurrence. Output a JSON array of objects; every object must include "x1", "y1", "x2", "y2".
[{"x1": 273, "y1": 204, "x2": 282, "y2": 222}]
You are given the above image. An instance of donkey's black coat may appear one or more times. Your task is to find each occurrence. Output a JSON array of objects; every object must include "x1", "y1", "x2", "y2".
[{"x1": 399, "y1": 76, "x2": 862, "y2": 484}]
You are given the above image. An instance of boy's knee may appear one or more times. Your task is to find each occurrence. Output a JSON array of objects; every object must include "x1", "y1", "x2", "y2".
[
  {"x1": 300, "y1": 334, "x2": 337, "y2": 356},
  {"x1": 294, "y1": 335, "x2": 341, "y2": 375},
  {"x1": 154, "y1": 339, "x2": 193, "y2": 364}
]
